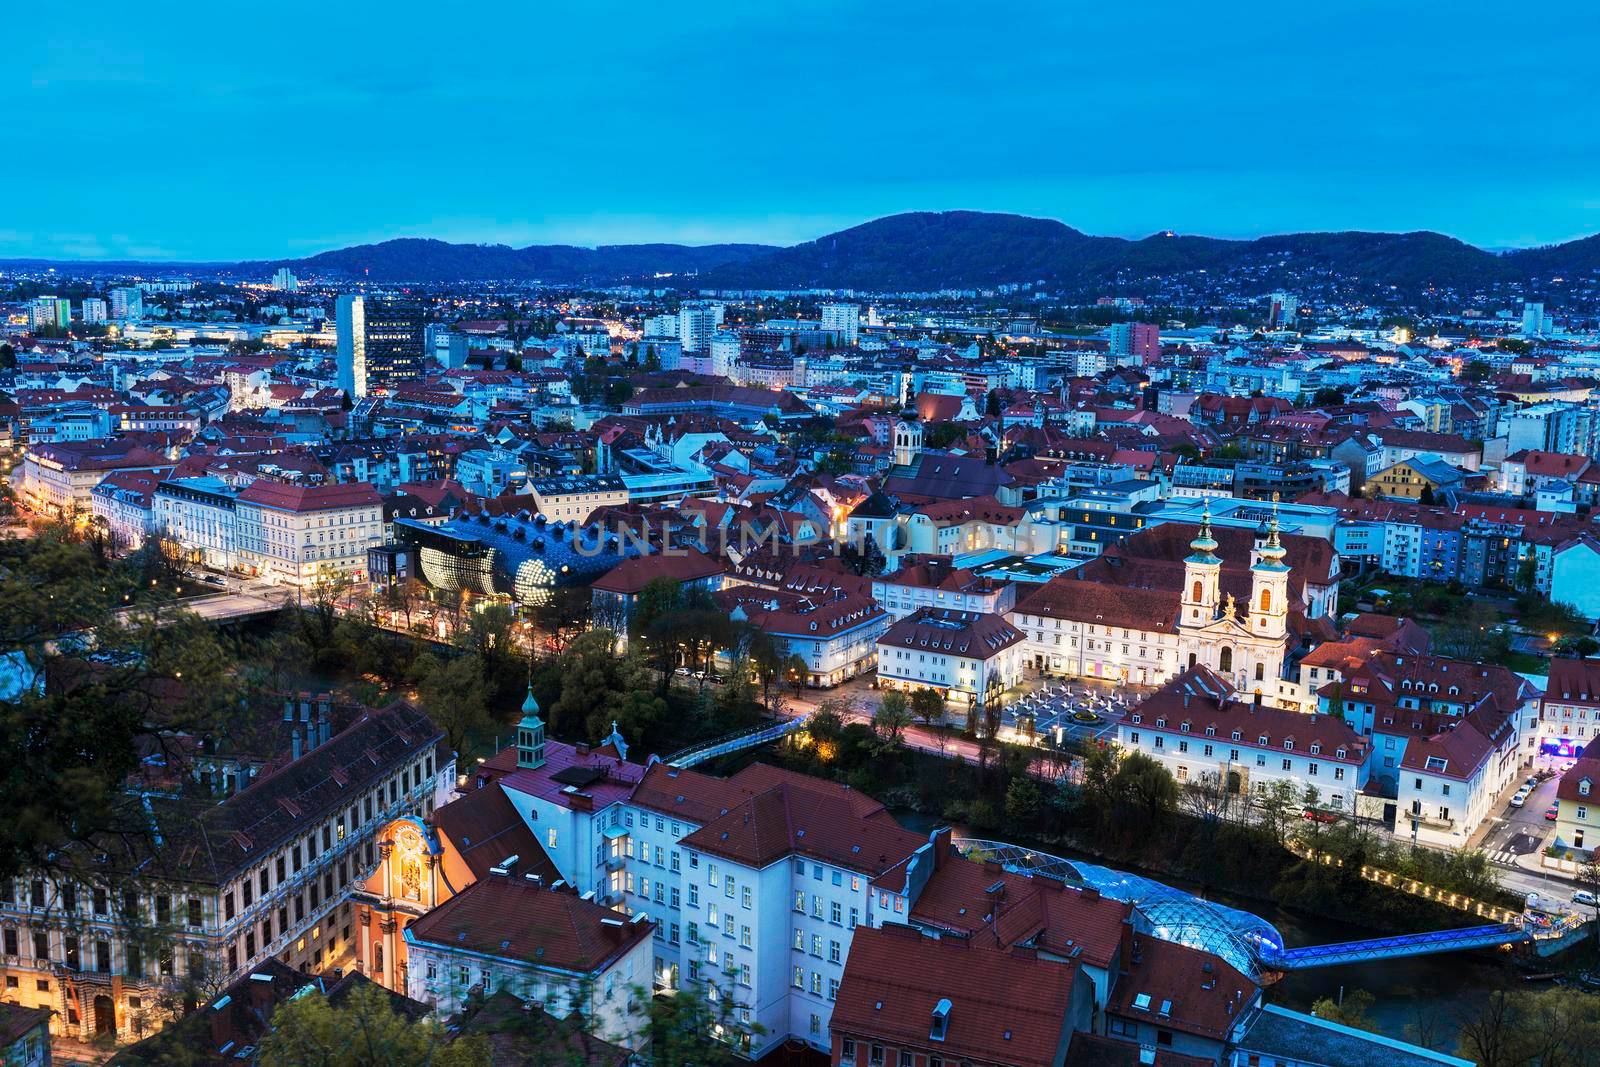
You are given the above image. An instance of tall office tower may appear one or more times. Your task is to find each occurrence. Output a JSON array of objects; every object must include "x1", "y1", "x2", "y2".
[
  {"x1": 81, "y1": 298, "x2": 108, "y2": 324},
  {"x1": 820, "y1": 302, "x2": 861, "y2": 345},
  {"x1": 1522, "y1": 301, "x2": 1545, "y2": 337},
  {"x1": 1268, "y1": 291, "x2": 1299, "y2": 329},
  {"x1": 272, "y1": 267, "x2": 300, "y2": 292},
  {"x1": 1108, "y1": 321, "x2": 1160, "y2": 366},
  {"x1": 110, "y1": 286, "x2": 144, "y2": 321},
  {"x1": 336, "y1": 294, "x2": 428, "y2": 398},
  {"x1": 677, "y1": 301, "x2": 723, "y2": 352}
]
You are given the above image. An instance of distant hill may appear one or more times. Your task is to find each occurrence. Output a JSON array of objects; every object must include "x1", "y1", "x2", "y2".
[
  {"x1": 240, "y1": 238, "x2": 778, "y2": 284},
  {"x1": 699, "y1": 211, "x2": 1585, "y2": 294},
  {"x1": 6, "y1": 211, "x2": 1598, "y2": 294}
]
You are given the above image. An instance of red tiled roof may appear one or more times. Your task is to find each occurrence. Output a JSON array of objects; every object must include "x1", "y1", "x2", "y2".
[
  {"x1": 236, "y1": 480, "x2": 381, "y2": 511},
  {"x1": 1545, "y1": 658, "x2": 1600, "y2": 708},
  {"x1": 679, "y1": 777, "x2": 925, "y2": 879},
  {"x1": 879, "y1": 608, "x2": 1024, "y2": 659},
  {"x1": 831, "y1": 925, "x2": 1077, "y2": 1067},
  {"x1": 431, "y1": 782, "x2": 561, "y2": 882},
  {"x1": 590, "y1": 546, "x2": 724, "y2": 595},
  {"x1": 1106, "y1": 935, "x2": 1257, "y2": 1041},
  {"x1": 911, "y1": 852, "x2": 1131, "y2": 970},
  {"x1": 407, "y1": 872, "x2": 651, "y2": 971}
]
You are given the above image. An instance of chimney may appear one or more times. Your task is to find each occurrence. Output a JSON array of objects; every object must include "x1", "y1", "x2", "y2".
[
  {"x1": 247, "y1": 972, "x2": 275, "y2": 1015},
  {"x1": 1081, "y1": 887, "x2": 1100, "y2": 903},
  {"x1": 209, "y1": 996, "x2": 234, "y2": 1051},
  {"x1": 930, "y1": 826, "x2": 953, "y2": 870},
  {"x1": 1119, "y1": 920, "x2": 1135, "y2": 974}
]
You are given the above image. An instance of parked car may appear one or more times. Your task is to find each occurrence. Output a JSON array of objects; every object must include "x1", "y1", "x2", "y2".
[
  {"x1": 1302, "y1": 809, "x2": 1338, "y2": 824},
  {"x1": 1510, "y1": 791, "x2": 1529, "y2": 808},
  {"x1": 1545, "y1": 804, "x2": 1560, "y2": 820},
  {"x1": 1524, "y1": 776, "x2": 1539, "y2": 789},
  {"x1": 203, "y1": 573, "x2": 225, "y2": 586},
  {"x1": 1574, "y1": 890, "x2": 1599, "y2": 908}
]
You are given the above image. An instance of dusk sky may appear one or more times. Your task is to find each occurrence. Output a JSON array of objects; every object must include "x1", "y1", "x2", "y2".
[{"x1": 10, "y1": 0, "x2": 1598, "y2": 261}]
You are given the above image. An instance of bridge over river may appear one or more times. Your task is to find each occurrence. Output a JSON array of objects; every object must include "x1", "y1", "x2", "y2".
[{"x1": 952, "y1": 838, "x2": 1555, "y2": 980}]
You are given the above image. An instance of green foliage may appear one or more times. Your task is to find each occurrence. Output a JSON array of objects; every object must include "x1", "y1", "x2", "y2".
[
  {"x1": 414, "y1": 651, "x2": 493, "y2": 759},
  {"x1": 1311, "y1": 989, "x2": 1376, "y2": 1032},
  {"x1": 873, "y1": 691, "x2": 912, "y2": 749},
  {"x1": 255, "y1": 983, "x2": 489, "y2": 1067},
  {"x1": 1453, "y1": 988, "x2": 1600, "y2": 1067},
  {"x1": 909, "y1": 687, "x2": 944, "y2": 725},
  {"x1": 0, "y1": 532, "x2": 243, "y2": 881}
]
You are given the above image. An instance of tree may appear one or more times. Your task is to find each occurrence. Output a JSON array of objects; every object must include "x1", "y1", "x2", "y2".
[
  {"x1": 256, "y1": 982, "x2": 488, "y2": 1066},
  {"x1": 1418, "y1": 483, "x2": 1437, "y2": 505},
  {"x1": 1005, "y1": 775, "x2": 1043, "y2": 825},
  {"x1": 637, "y1": 980, "x2": 763, "y2": 1066},
  {"x1": 1463, "y1": 358, "x2": 1492, "y2": 383},
  {"x1": 0, "y1": 533, "x2": 243, "y2": 882},
  {"x1": 747, "y1": 631, "x2": 785, "y2": 711},
  {"x1": 414, "y1": 652, "x2": 493, "y2": 760},
  {"x1": 1311, "y1": 988, "x2": 1377, "y2": 1032},
  {"x1": 909, "y1": 687, "x2": 944, "y2": 726},
  {"x1": 782, "y1": 654, "x2": 809, "y2": 695},
  {"x1": 873, "y1": 690, "x2": 912, "y2": 748}
]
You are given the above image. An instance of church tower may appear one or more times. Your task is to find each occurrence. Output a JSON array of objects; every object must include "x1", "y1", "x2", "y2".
[
  {"x1": 1248, "y1": 502, "x2": 1290, "y2": 643},
  {"x1": 516, "y1": 686, "x2": 546, "y2": 770},
  {"x1": 892, "y1": 414, "x2": 923, "y2": 467},
  {"x1": 1180, "y1": 502, "x2": 1222, "y2": 626}
]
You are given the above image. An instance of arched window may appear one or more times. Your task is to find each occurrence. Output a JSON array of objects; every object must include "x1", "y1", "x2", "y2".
[
  {"x1": 1192, "y1": 580, "x2": 1203, "y2": 602},
  {"x1": 1255, "y1": 662, "x2": 1265, "y2": 681},
  {"x1": 1219, "y1": 646, "x2": 1233, "y2": 673},
  {"x1": 1188, "y1": 652, "x2": 1198, "y2": 669},
  {"x1": 1259, "y1": 589, "x2": 1271, "y2": 612}
]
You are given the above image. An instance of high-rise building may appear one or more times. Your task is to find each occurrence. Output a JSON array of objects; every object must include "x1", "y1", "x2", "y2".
[
  {"x1": 1522, "y1": 301, "x2": 1546, "y2": 337},
  {"x1": 1268, "y1": 291, "x2": 1299, "y2": 329},
  {"x1": 81, "y1": 298, "x2": 108, "y2": 325},
  {"x1": 110, "y1": 286, "x2": 144, "y2": 321},
  {"x1": 677, "y1": 301, "x2": 723, "y2": 352},
  {"x1": 272, "y1": 267, "x2": 299, "y2": 292},
  {"x1": 1108, "y1": 321, "x2": 1160, "y2": 366},
  {"x1": 336, "y1": 294, "x2": 427, "y2": 398},
  {"x1": 29, "y1": 297, "x2": 71, "y2": 330},
  {"x1": 820, "y1": 302, "x2": 861, "y2": 345}
]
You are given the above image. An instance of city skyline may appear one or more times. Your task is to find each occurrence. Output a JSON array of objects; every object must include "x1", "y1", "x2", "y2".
[{"x1": 10, "y1": 0, "x2": 1600, "y2": 261}]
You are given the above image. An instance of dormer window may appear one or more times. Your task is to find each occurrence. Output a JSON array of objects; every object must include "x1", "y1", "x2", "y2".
[
  {"x1": 1156, "y1": 718, "x2": 1167, "y2": 729},
  {"x1": 930, "y1": 998, "x2": 951, "y2": 1042},
  {"x1": 1205, "y1": 726, "x2": 1216, "y2": 737},
  {"x1": 1283, "y1": 740, "x2": 1294, "y2": 752},
  {"x1": 1336, "y1": 748, "x2": 1347, "y2": 759},
  {"x1": 1258, "y1": 735, "x2": 1269, "y2": 745},
  {"x1": 1180, "y1": 722, "x2": 1191, "y2": 734},
  {"x1": 1581, "y1": 778, "x2": 1592, "y2": 798},
  {"x1": 1232, "y1": 730, "x2": 1242, "y2": 741},
  {"x1": 1309, "y1": 743, "x2": 1321, "y2": 755}
]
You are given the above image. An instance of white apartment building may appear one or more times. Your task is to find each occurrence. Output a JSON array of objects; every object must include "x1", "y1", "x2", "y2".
[
  {"x1": 1117, "y1": 668, "x2": 1369, "y2": 814},
  {"x1": 875, "y1": 608, "x2": 1025, "y2": 708},
  {"x1": 678, "y1": 302, "x2": 724, "y2": 353},
  {"x1": 235, "y1": 481, "x2": 383, "y2": 587},
  {"x1": 152, "y1": 477, "x2": 239, "y2": 572},
  {"x1": 722, "y1": 588, "x2": 889, "y2": 688},
  {"x1": 490, "y1": 728, "x2": 939, "y2": 1059},
  {"x1": 81, "y1": 298, "x2": 108, "y2": 324},
  {"x1": 402, "y1": 872, "x2": 654, "y2": 1048},
  {"x1": 819, "y1": 303, "x2": 860, "y2": 346},
  {"x1": 871, "y1": 557, "x2": 1016, "y2": 621}
]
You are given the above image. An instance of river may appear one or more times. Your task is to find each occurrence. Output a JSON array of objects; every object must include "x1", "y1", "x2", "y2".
[{"x1": 892, "y1": 810, "x2": 1522, "y2": 1050}]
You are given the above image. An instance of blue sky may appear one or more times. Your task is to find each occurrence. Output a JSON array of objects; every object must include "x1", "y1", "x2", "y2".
[{"x1": 8, "y1": 0, "x2": 1598, "y2": 260}]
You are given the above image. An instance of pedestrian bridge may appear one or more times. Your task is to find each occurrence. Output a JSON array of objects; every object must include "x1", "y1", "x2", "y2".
[
  {"x1": 662, "y1": 716, "x2": 808, "y2": 768},
  {"x1": 953, "y1": 838, "x2": 1531, "y2": 979}
]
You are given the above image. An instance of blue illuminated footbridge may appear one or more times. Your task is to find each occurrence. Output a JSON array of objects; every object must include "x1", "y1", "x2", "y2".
[{"x1": 953, "y1": 838, "x2": 1531, "y2": 979}]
